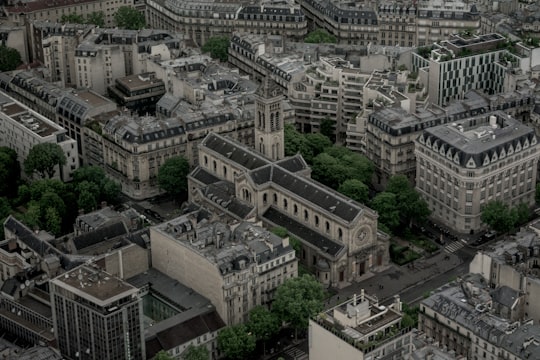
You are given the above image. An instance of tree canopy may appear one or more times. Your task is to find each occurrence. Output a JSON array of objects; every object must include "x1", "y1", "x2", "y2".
[
  {"x1": 272, "y1": 274, "x2": 324, "y2": 339},
  {"x1": 385, "y1": 175, "x2": 430, "y2": 228},
  {"x1": 158, "y1": 156, "x2": 190, "y2": 199},
  {"x1": 481, "y1": 201, "x2": 530, "y2": 233},
  {"x1": 154, "y1": 350, "x2": 174, "y2": 360},
  {"x1": 60, "y1": 11, "x2": 104, "y2": 26},
  {"x1": 201, "y1": 36, "x2": 230, "y2": 62},
  {"x1": 284, "y1": 124, "x2": 332, "y2": 164},
  {"x1": 0, "y1": 45, "x2": 22, "y2": 72},
  {"x1": 311, "y1": 146, "x2": 373, "y2": 189},
  {"x1": 371, "y1": 192, "x2": 401, "y2": 231},
  {"x1": 0, "y1": 147, "x2": 20, "y2": 197},
  {"x1": 247, "y1": 306, "x2": 280, "y2": 343},
  {"x1": 114, "y1": 6, "x2": 146, "y2": 30},
  {"x1": 217, "y1": 324, "x2": 256, "y2": 360},
  {"x1": 338, "y1": 179, "x2": 369, "y2": 204},
  {"x1": 24, "y1": 143, "x2": 66, "y2": 179},
  {"x1": 60, "y1": 13, "x2": 85, "y2": 24},
  {"x1": 305, "y1": 29, "x2": 337, "y2": 44}
]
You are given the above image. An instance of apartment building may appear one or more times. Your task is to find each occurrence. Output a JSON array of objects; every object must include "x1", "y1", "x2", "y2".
[
  {"x1": 415, "y1": 112, "x2": 539, "y2": 234},
  {"x1": 228, "y1": 33, "x2": 307, "y2": 90},
  {"x1": 420, "y1": 273, "x2": 540, "y2": 360},
  {"x1": 4, "y1": 71, "x2": 117, "y2": 165},
  {"x1": 298, "y1": 0, "x2": 378, "y2": 45},
  {"x1": 107, "y1": 72, "x2": 166, "y2": 115},
  {"x1": 145, "y1": 0, "x2": 307, "y2": 47},
  {"x1": 343, "y1": 69, "x2": 409, "y2": 154},
  {"x1": 377, "y1": 3, "x2": 417, "y2": 47},
  {"x1": 0, "y1": 24, "x2": 28, "y2": 63},
  {"x1": 310, "y1": 291, "x2": 413, "y2": 360},
  {"x1": 288, "y1": 57, "x2": 371, "y2": 143},
  {"x1": 0, "y1": 92, "x2": 78, "y2": 181},
  {"x1": 73, "y1": 28, "x2": 184, "y2": 94},
  {"x1": 415, "y1": 0, "x2": 481, "y2": 46},
  {"x1": 3, "y1": 0, "x2": 134, "y2": 29},
  {"x1": 50, "y1": 265, "x2": 145, "y2": 360},
  {"x1": 470, "y1": 225, "x2": 540, "y2": 325},
  {"x1": 96, "y1": 100, "x2": 254, "y2": 199},
  {"x1": 366, "y1": 89, "x2": 535, "y2": 189},
  {"x1": 150, "y1": 211, "x2": 298, "y2": 325},
  {"x1": 412, "y1": 33, "x2": 522, "y2": 106}
]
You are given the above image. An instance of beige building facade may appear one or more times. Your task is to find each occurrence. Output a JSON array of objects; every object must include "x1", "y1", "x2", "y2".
[
  {"x1": 415, "y1": 112, "x2": 539, "y2": 234},
  {"x1": 150, "y1": 214, "x2": 298, "y2": 325}
]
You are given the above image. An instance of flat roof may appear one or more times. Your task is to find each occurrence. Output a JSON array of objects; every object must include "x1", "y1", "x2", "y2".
[{"x1": 53, "y1": 265, "x2": 138, "y2": 305}]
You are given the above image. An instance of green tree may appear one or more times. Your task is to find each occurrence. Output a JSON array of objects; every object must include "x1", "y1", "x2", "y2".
[
  {"x1": 201, "y1": 36, "x2": 230, "y2": 62},
  {"x1": 86, "y1": 11, "x2": 105, "y2": 27},
  {"x1": 515, "y1": 203, "x2": 530, "y2": 225},
  {"x1": 338, "y1": 179, "x2": 369, "y2": 204},
  {"x1": 217, "y1": 325, "x2": 256, "y2": 360},
  {"x1": 0, "y1": 197, "x2": 11, "y2": 239},
  {"x1": 154, "y1": 350, "x2": 174, "y2": 360},
  {"x1": 247, "y1": 306, "x2": 280, "y2": 355},
  {"x1": 28, "y1": 179, "x2": 66, "y2": 202},
  {"x1": 60, "y1": 13, "x2": 85, "y2": 24},
  {"x1": 272, "y1": 274, "x2": 324, "y2": 340},
  {"x1": 371, "y1": 192, "x2": 401, "y2": 231},
  {"x1": 24, "y1": 143, "x2": 66, "y2": 179},
  {"x1": 386, "y1": 175, "x2": 430, "y2": 228},
  {"x1": 158, "y1": 156, "x2": 190, "y2": 199},
  {"x1": 19, "y1": 201, "x2": 41, "y2": 231},
  {"x1": 481, "y1": 201, "x2": 516, "y2": 233},
  {"x1": 72, "y1": 166, "x2": 121, "y2": 205},
  {"x1": 44, "y1": 207, "x2": 62, "y2": 235},
  {"x1": 182, "y1": 345, "x2": 209, "y2": 360},
  {"x1": 320, "y1": 118, "x2": 335, "y2": 141},
  {"x1": 304, "y1": 29, "x2": 337, "y2": 44},
  {"x1": 0, "y1": 45, "x2": 22, "y2": 72},
  {"x1": 39, "y1": 191, "x2": 66, "y2": 219},
  {"x1": 0, "y1": 147, "x2": 20, "y2": 197},
  {"x1": 304, "y1": 133, "x2": 332, "y2": 161},
  {"x1": 311, "y1": 147, "x2": 373, "y2": 189},
  {"x1": 78, "y1": 190, "x2": 98, "y2": 213},
  {"x1": 114, "y1": 6, "x2": 146, "y2": 30}
]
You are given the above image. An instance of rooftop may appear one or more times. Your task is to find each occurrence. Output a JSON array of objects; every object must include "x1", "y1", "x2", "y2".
[{"x1": 52, "y1": 265, "x2": 138, "y2": 305}]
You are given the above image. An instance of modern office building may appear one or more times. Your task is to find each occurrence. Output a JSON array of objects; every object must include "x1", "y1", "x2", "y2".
[
  {"x1": 310, "y1": 291, "x2": 413, "y2": 360},
  {"x1": 412, "y1": 33, "x2": 523, "y2": 106},
  {"x1": 150, "y1": 212, "x2": 298, "y2": 325},
  {"x1": 107, "y1": 72, "x2": 166, "y2": 115},
  {"x1": 50, "y1": 265, "x2": 145, "y2": 360},
  {"x1": 415, "y1": 111, "x2": 539, "y2": 233}
]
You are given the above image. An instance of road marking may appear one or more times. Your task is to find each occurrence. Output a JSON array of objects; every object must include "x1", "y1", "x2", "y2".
[
  {"x1": 284, "y1": 347, "x2": 307, "y2": 359},
  {"x1": 444, "y1": 241, "x2": 464, "y2": 253}
]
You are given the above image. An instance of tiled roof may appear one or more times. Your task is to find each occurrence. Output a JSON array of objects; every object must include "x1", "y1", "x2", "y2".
[
  {"x1": 73, "y1": 221, "x2": 127, "y2": 250},
  {"x1": 262, "y1": 207, "x2": 344, "y2": 257},
  {"x1": 202, "y1": 133, "x2": 269, "y2": 170}
]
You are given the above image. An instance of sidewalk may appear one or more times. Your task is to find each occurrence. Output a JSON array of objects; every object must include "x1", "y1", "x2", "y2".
[{"x1": 326, "y1": 250, "x2": 462, "y2": 308}]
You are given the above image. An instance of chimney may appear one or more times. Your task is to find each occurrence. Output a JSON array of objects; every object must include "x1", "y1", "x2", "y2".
[
  {"x1": 353, "y1": 293, "x2": 357, "y2": 306},
  {"x1": 361, "y1": 288, "x2": 365, "y2": 302},
  {"x1": 394, "y1": 294, "x2": 402, "y2": 312}
]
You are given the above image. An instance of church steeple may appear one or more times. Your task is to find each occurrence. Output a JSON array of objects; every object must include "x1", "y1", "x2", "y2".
[{"x1": 254, "y1": 73, "x2": 284, "y2": 161}]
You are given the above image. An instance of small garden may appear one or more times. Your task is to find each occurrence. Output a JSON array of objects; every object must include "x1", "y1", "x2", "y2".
[{"x1": 389, "y1": 243, "x2": 421, "y2": 265}]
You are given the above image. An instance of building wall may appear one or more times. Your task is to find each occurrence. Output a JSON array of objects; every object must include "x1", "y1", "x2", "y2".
[
  {"x1": 102, "y1": 244, "x2": 149, "y2": 280},
  {"x1": 309, "y1": 320, "x2": 365, "y2": 360},
  {"x1": 150, "y1": 228, "x2": 230, "y2": 324}
]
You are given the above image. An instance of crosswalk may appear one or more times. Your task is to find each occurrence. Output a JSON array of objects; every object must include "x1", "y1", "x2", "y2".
[
  {"x1": 445, "y1": 241, "x2": 464, "y2": 253},
  {"x1": 283, "y1": 346, "x2": 308, "y2": 360}
]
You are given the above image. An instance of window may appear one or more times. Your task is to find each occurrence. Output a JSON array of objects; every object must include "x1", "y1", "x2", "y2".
[
  {"x1": 273, "y1": 193, "x2": 277, "y2": 205},
  {"x1": 325, "y1": 221, "x2": 330, "y2": 233},
  {"x1": 315, "y1": 216, "x2": 319, "y2": 227},
  {"x1": 283, "y1": 199, "x2": 288, "y2": 210},
  {"x1": 263, "y1": 193, "x2": 268, "y2": 205},
  {"x1": 213, "y1": 160, "x2": 217, "y2": 173},
  {"x1": 304, "y1": 210, "x2": 309, "y2": 221}
]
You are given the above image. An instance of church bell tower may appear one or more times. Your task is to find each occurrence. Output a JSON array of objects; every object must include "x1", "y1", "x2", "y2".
[{"x1": 254, "y1": 75, "x2": 284, "y2": 161}]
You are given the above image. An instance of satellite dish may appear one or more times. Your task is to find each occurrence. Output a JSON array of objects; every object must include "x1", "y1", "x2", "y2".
[
  {"x1": 25, "y1": 280, "x2": 30, "y2": 287},
  {"x1": 78, "y1": 274, "x2": 83, "y2": 281},
  {"x1": 19, "y1": 284, "x2": 25, "y2": 290}
]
